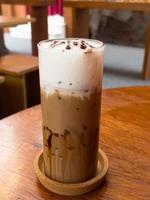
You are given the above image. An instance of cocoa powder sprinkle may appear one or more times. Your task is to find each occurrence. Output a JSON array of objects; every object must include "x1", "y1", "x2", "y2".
[
  {"x1": 66, "y1": 45, "x2": 71, "y2": 50},
  {"x1": 80, "y1": 43, "x2": 87, "y2": 49},
  {"x1": 73, "y1": 41, "x2": 78, "y2": 46}
]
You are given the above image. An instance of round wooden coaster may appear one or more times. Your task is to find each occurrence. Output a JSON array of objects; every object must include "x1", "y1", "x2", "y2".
[{"x1": 34, "y1": 149, "x2": 108, "y2": 196}]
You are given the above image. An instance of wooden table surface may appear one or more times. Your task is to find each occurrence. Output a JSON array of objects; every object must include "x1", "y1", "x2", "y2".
[
  {"x1": 0, "y1": 86, "x2": 149, "y2": 200},
  {"x1": 64, "y1": 0, "x2": 150, "y2": 11},
  {"x1": 1, "y1": 0, "x2": 55, "y2": 6},
  {"x1": 0, "y1": 54, "x2": 38, "y2": 76},
  {"x1": 0, "y1": 15, "x2": 35, "y2": 28}
]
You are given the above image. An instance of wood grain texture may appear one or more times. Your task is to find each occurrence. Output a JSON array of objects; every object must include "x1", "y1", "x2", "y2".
[
  {"x1": 64, "y1": 0, "x2": 150, "y2": 11},
  {"x1": 143, "y1": 18, "x2": 150, "y2": 79},
  {"x1": 0, "y1": 86, "x2": 149, "y2": 199},
  {"x1": 30, "y1": 6, "x2": 48, "y2": 56},
  {"x1": 64, "y1": 7, "x2": 89, "y2": 38},
  {"x1": 0, "y1": 15, "x2": 35, "y2": 27},
  {"x1": 0, "y1": 54, "x2": 38, "y2": 76},
  {"x1": 1, "y1": 0, "x2": 55, "y2": 6}
]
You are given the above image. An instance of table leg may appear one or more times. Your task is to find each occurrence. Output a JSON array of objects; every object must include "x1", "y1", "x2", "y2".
[
  {"x1": 142, "y1": 18, "x2": 150, "y2": 79},
  {"x1": 4, "y1": 75, "x2": 27, "y2": 115},
  {"x1": 0, "y1": 29, "x2": 9, "y2": 56},
  {"x1": 25, "y1": 70, "x2": 40, "y2": 107},
  {"x1": 0, "y1": 81, "x2": 6, "y2": 119},
  {"x1": 30, "y1": 6, "x2": 48, "y2": 56},
  {"x1": 64, "y1": 7, "x2": 89, "y2": 38},
  {"x1": 4, "y1": 71, "x2": 40, "y2": 116}
]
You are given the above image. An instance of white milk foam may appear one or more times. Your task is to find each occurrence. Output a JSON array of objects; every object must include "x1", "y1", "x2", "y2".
[{"x1": 38, "y1": 39, "x2": 104, "y2": 96}]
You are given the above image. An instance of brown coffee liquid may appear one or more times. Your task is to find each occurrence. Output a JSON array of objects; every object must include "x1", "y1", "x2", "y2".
[{"x1": 41, "y1": 88, "x2": 101, "y2": 183}]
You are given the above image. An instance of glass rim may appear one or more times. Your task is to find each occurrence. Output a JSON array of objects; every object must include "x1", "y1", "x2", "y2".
[{"x1": 37, "y1": 38, "x2": 105, "y2": 49}]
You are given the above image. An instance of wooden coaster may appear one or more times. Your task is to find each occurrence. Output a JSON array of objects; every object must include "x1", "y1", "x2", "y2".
[{"x1": 34, "y1": 149, "x2": 108, "y2": 196}]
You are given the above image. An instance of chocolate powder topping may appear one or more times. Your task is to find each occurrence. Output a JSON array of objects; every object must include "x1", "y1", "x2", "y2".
[
  {"x1": 84, "y1": 41, "x2": 95, "y2": 48},
  {"x1": 51, "y1": 40, "x2": 66, "y2": 48},
  {"x1": 80, "y1": 41, "x2": 87, "y2": 49},
  {"x1": 49, "y1": 39, "x2": 100, "y2": 50},
  {"x1": 80, "y1": 44, "x2": 87, "y2": 49},
  {"x1": 66, "y1": 45, "x2": 71, "y2": 50},
  {"x1": 50, "y1": 40, "x2": 57, "y2": 47},
  {"x1": 73, "y1": 41, "x2": 78, "y2": 46}
]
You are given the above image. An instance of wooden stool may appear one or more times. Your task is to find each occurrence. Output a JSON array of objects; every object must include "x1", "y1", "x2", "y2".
[{"x1": 0, "y1": 54, "x2": 40, "y2": 115}]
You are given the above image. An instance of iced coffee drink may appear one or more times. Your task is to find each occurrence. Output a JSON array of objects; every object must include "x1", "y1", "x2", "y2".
[{"x1": 38, "y1": 39, "x2": 104, "y2": 183}]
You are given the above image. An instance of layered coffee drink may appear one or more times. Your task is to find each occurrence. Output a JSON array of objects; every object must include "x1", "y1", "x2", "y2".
[{"x1": 38, "y1": 39, "x2": 104, "y2": 183}]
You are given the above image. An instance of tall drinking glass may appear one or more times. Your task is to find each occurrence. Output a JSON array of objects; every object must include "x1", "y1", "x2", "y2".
[{"x1": 38, "y1": 39, "x2": 104, "y2": 183}]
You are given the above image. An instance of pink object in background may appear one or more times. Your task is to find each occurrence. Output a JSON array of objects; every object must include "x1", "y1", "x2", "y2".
[
  {"x1": 26, "y1": 0, "x2": 63, "y2": 16},
  {"x1": 48, "y1": 0, "x2": 63, "y2": 16}
]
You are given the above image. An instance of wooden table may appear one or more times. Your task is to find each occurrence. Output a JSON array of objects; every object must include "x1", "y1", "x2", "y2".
[
  {"x1": 0, "y1": 86, "x2": 149, "y2": 199},
  {"x1": 0, "y1": 15, "x2": 35, "y2": 56},
  {"x1": 64, "y1": 0, "x2": 150, "y2": 79},
  {"x1": 0, "y1": 54, "x2": 39, "y2": 116},
  {"x1": 0, "y1": 15, "x2": 35, "y2": 28},
  {"x1": 1, "y1": 0, "x2": 55, "y2": 55}
]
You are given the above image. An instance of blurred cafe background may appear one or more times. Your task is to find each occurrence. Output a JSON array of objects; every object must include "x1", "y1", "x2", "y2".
[{"x1": 0, "y1": 0, "x2": 150, "y2": 118}]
